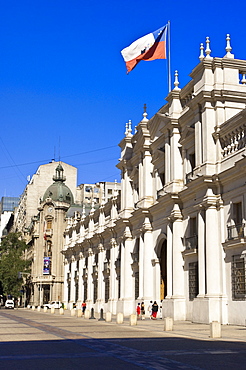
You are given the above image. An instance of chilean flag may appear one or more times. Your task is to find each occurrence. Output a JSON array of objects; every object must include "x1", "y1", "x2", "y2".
[{"x1": 121, "y1": 25, "x2": 167, "y2": 73}]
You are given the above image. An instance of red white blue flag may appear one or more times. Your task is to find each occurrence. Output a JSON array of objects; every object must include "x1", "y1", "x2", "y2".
[{"x1": 121, "y1": 25, "x2": 167, "y2": 73}]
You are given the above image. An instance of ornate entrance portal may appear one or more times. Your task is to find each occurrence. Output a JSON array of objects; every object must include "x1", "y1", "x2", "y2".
[{"x1": 159, "y1": 240, "x2": 167, "y2": 300}]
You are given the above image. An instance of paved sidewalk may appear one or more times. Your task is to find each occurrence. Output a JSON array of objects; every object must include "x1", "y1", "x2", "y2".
[
  {"x1": 0, "y1": 308, "x2": 246, "y2": 369},
  {"x1": 31, "y1": 307, "x2": 246, "y2": 342}
]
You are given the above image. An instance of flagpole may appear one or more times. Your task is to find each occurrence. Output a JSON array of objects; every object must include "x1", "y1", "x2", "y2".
[{"x1": 167, "y1": 20, "x2": 171, "y2": 92}]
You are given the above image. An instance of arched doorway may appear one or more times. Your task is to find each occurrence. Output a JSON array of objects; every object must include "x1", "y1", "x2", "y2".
[{"x1": 159, "y1": 240, "x2": 167, "y2": 300}]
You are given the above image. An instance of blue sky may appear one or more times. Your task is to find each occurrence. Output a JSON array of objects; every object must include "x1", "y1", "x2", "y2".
[{"x1": 0, "y1": 0, "x2": 245, "y2": 197}]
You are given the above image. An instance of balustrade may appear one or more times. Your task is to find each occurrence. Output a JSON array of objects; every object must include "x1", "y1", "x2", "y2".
[
  {"x1": 220, "y1": 125, "x2": 246, "y2": 158},
  {"x1": 227, "y1": 223, "x2": 245, "y2": 240}
]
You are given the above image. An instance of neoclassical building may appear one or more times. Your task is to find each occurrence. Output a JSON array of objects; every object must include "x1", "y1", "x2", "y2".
[
  {"x1": 63, "y1": 35, "x2": 246, "y2": 325},
  {"x1": 27, "y1": 164, "x2": 76, "y2": 306}
]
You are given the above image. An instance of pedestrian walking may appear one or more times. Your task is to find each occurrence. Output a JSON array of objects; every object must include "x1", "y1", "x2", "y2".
[
  {"x1": 148, "y1": 301, "x2": 153, "y2": 319},
  {"x1": 151, "y1": 301, "x2": 158, "y2": 319},
  {"x1": 82, "y1": 301, "x2": 86, "y2": 315},
  {"x1": 140, "y1": 302, "x2": 145, "y2": 320},
  {"x1": 136, "y1": 303, "x2": 141, "y2": 318}
]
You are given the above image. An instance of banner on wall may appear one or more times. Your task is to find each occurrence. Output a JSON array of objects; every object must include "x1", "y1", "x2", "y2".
[{"x1": 43, "y1": 257, "x2": 51, "y2": 275}]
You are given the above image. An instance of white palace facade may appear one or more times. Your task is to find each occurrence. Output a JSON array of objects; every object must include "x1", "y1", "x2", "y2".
[{"x1": 63, "y1": 36, "x2": 246, "y2": 325}]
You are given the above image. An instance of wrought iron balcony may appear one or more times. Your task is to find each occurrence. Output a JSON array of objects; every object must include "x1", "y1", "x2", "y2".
[
  {"x1": 185, "y1": 171, "x2": 196, "y2": 184},
  {"x1": 185, "y1": 235, "x2": 198, "y2": 250},
  {"x1": 92, "y1": 265, "x2": 98, "y2": 274},
  {"x1": 227, "y1": 223, "x2": 245, "y2": 240},
  {"x1": 83, "y1": 268, "x2": 88, "y2": 278}
]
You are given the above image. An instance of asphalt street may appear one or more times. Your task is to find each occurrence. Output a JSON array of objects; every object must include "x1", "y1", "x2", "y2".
[{"x1": 0, "y1": 308, "x2": 246, "y2": 369}]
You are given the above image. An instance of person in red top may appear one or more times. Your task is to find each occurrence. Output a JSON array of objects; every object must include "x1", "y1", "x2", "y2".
[
  {"x1": 82, "y1": 301, "x2": 86, "y2": 315},
  {"x1": 136, "y1": 303, "x2": 141, "y2": 318},
  {"x1": 151, "y1": 301, "x2": 158, "y2": 319}
]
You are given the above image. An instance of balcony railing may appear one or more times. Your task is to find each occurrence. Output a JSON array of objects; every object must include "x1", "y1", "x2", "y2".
[
  {"x1": 92, "y1": 265, "x2": 98, "y2": 274},
  {"x1": 185, "y1": 171, "x2": 196, "y2": 184},
  {"x1": 83, "y1": 268, "x2": 88, "y2": 278},
  {"x1": 227, "y1": 223, "x2": 245, "y2": 240},
  {"x1": 185, "y1": 235, "x2": 198, "y2": 250}
]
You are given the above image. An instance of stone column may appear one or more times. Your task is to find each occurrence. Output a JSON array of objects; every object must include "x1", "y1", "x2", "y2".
[
  {"x1": 109, "y1": 239, "x2": 118, "y2": 313},
  {"x1": 120, "y1": 241, "x2": 124, "y2": 301},
  {"x1": 171, "y1": 204, "x2": 184, "y2": 298},
  {"x1": 204, "y1": 189, "x2": 220, "y2": 296},
  {"x1": 78, "y1": 256, "x2": 84, "y2": 304},
  {"x1": 165, "y1": 132, "x2": 171, "y2": 184},
  {"x1": 198, "y1": 207, "x2": 205, "y2": 296},
  {"x1": 170, "y1": 126, "x2": 183, "y2": 182},
  {"x1": 77, "y1": 254, "x2": 84, "y2": 304},
  {"x1": 166, "y1": 223, "x2": 173, "y2": 298},
  {"x1": 194, "y1": 108, "x2": 203, "y2": 166},
  {"x1": 122, "y1": 225, "x2": 134, "y2": 315},
  {"x1": 143, "y1": 149, "x2": 153, "y2": 199},
  {"x1": 138, "y1": 234, "x2": 144, "y2": 299},
  {"x1": 97, "y1": 244, "x2": 105, "y2": 306},
  {"x1": 70, "y1": 258, "x2": 76, "y2": 303},
  {"x1": 166, "y1": 203, "x2": 186, "y2": 321},
  {"x1": 87, "y1": 249, "x2": 94, "y2": 304},
  {"x1": 63, "y1": 261, "x2": 69, "y2": 304},
  {"x1": 143, "y1": 216, "x2": 153, "y2": 301}
]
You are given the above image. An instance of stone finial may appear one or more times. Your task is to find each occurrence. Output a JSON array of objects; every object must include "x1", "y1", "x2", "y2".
[
  {"x1": 124, "y1": 120, "x2": 132, "y2": 137},
  {"x1": 241, "y1": 73, "x2": 246, "y2": 84},
  {"x1": 142, "y1": 103, "x2": 148, "y2": 122},
  {"x1": 199, "y1": 43, "x2": 205, "y2": 61},
  {"x1": 173, "y1": 70, "x2": 180, "y2": 91},
  {"x1": 128, "y1": 120, "x2": 132, "y2": 135},
  {"x1": 125, "y1": 122, "x2": 128, "y2": 135},
  {"x1": 224, "y1": 34, "x2": 234, "y2": 59},
  {"x1": 205, "y1": 37, "x2": 212, "y2": 59},
  {"x1": 114, "y1": 179, "x2": 118, "y2": 197}
]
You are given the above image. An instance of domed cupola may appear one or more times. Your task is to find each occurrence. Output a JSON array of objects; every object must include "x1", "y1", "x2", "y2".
[{"x1": 43, "y1": 164, "x2": 74, "y2": 205}]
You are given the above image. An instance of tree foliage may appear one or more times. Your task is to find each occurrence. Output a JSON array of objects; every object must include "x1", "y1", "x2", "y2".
[{"x1": 0, "y1": 232, "x2": 30, "y2": 297}]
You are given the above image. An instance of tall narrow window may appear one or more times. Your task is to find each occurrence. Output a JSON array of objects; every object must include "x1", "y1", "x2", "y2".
[
  {"x1": 135, "y1": 271, "x2": 139, "y2": 300},
  {"x1": 75, "y1": 283, "x2": 79, "y2": 302},
  {"x1": 83, "y1": 282, "x2": 87, "y2": 302},
  {"x1": 189, "y1": 262, "x2": 198, "y2": 300},
  {"x1": 232, "y1": 255, "x2": 246, "y2": 300},
  {"x1": 228, "y1": 202, "x2": 244, "y2": 239},
  {"x1": 105, "y1": 277, "x2": 109, "y2": 303},
  {"x1": 93, "y1": 281, "x2": 98, "y2": 303},
  {"x1": 233, "y1": 202, "x2": 242, "y2": 225},
  {"x1": 47, "y1": 219, "x2": 52, "y2": 230}
]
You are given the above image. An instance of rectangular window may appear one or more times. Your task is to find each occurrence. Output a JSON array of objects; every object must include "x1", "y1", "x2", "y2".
[
  {"x1": 233, "y1": 202, "x2": 242, "y2": 225},
  {"x1": 93, "y1": 281, "x2": 98, "y2": 303},
  {"x1": 105, "y1": 277, "x2": 109, "y2": 303},
  {"x1": 75, "y1": 283, "x2": 79, "y2": 302},
  {"x1": 135, "y1": 271, "x2": 139, "y2": 300},
  {"x1": 83, "y1": 282, "x2": 87, "y2": 302},
  {"x1": 189, "y1": 262, "x2": 198, "y2": 301},
  {"x1": 228, "y1": 202, "x2": 244, "y2": 240},
  {"x1": 232, "y1": 255, "x2": 246, "y2": 300},
  {"x1": 118, "y1": 275, "x2": 121, "y2": 299},
  {"x1": 47, "y1": 219, "x2": 52, "y2": 230}
]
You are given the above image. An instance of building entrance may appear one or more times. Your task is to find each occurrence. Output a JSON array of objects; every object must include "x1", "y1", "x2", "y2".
[{"x1": 43, "y1": 284, "x2": 50, "y2": 304}]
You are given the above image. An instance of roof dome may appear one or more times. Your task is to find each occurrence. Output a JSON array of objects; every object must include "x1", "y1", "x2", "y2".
[{"x1": 43, "y1": 164, "x2": 74, "y2": 205}]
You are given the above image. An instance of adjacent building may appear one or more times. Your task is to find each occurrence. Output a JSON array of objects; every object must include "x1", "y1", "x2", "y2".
[
  {"x1": 13, "y1": 160, "x2": 121, "y2": 306},
  {"x1": 63, "y1": 36, "x2": 246, "y2": 325},
  {"x1": 0, "y1": 196, "x2": 19, "y2": 238}
]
